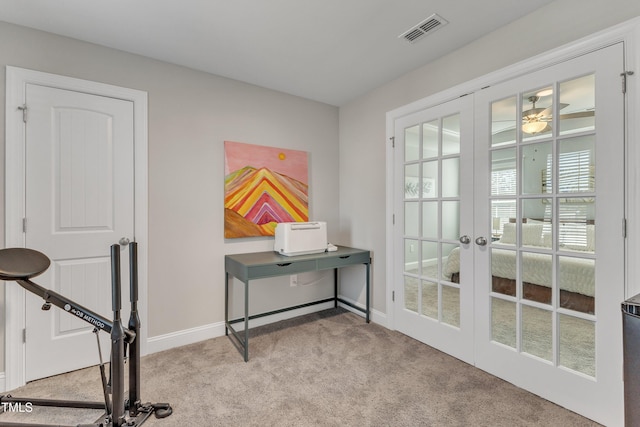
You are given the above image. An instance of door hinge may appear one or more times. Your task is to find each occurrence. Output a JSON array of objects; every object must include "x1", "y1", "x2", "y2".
[
  {"x1": 392, "y1": 214, "x2": 395, "y2": 225},
  {"x1": 621, "y1": 71, "x2": 634, "y2": 94},
  {"x1": 623, "y1": 218, "x2": 627, "y2": 238},
  {"x1": 22, "y1": 217, "x2": 27, "y2": 233},
  {"x1": 392, "y1": 291, "x2": 395, "y2": 302},
  {"x1": 23, "y1": 328, "x2": 26, "y2": 343},
  {"x1": 390, "y1": 136, "x2": 395, "y2": 148},
  {"x1": 17, "y1": 104, "x2": 27, "y2": 123}
]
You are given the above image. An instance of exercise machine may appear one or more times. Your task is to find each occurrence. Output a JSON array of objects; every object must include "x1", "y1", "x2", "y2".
[{"x1": 0, "y1": 242, "x2": 172, "y2": 427}]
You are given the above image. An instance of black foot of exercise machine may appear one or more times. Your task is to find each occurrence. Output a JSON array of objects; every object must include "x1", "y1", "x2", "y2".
[{"x1": 0, "y1": 242, "x2": 172, "y2": 427}]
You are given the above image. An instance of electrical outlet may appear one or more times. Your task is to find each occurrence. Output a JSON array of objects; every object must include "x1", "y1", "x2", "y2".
[{"x1": 290, "y1": 274, "x2": 298, "y2": 287}]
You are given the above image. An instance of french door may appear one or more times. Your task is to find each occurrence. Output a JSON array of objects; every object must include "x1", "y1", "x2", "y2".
[
  {"x1": 393, "y1": 43, "x2": 625, "y2": 425},
  {"x1": 393, "y1": 95, "x2": 474, "y2": 364}
]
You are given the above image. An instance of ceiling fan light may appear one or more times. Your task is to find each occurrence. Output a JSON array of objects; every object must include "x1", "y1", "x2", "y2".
[{"x1": 522, "y1": 120, "x2": 547, "y2": 134}]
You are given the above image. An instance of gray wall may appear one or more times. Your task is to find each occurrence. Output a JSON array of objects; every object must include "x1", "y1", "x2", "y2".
[
  {"x1": 338, "y1": 0, "x2": 640, "y2": 316},
  {"x1": 0, "y1": 21, "x2": 339, "y2": 374},
  {"x1": 3, "y1": 0, "x2": 640, "y2": 379}
]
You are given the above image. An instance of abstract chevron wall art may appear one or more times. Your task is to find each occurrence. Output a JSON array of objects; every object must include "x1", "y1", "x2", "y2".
[{"x1": 224, "y1": 141, "x2": 309, "y2": 238}]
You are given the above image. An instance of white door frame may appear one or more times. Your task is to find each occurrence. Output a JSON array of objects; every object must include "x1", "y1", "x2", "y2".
[
  {"x1": 386, "y1": 17, "x2": 640, "y2": 331},
  {"x1": 4, "y1": 66, "x2": 149, "y2": 391}
]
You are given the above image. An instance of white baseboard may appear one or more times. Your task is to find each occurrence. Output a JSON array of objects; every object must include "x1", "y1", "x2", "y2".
[
  {"x1": 337, "y1": 296, "x2": 387, "y2": 326},
  {"x1": 146, "y1": 301, "x2": 336, "y2": 355},
  {"x1": 145, "y1": 299, "x2": 386, "y2": 356},
  {"x1": 146, "y1": 320, "x2": 227, "y2": 355},
  {"x1": 0, "y1": 371, "x2": 5, "y2": 393}
]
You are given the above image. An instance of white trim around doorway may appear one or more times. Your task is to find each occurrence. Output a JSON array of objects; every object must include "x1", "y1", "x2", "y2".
[{"x1": 3, "y1": 66, "x2": 149, "y2": 391}]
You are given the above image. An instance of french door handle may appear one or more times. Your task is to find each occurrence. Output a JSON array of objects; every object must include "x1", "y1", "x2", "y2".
[
  {"x1": 475, "y1": 236, "x2": 488, "y2": 246},
  {"x1": 459, "y1": 235, "x2": 471, "y2": 244}
]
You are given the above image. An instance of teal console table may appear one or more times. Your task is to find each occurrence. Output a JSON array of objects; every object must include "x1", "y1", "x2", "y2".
[{"x1": 225, "y1": 246, "x2": 371, "y2": 361}]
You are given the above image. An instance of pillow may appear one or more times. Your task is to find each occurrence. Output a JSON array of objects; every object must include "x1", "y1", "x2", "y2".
[
  {"x1": 500, "y1": 223, "x2": 516, "y2": 244},
  {"x1": 522, "y1": 223, "x2": 543, "y2": 246},
  {"x1": 525, "y1": 218, "x2": 544, "y2": 224},
  {"x1": 586, "y1": 224, "x2": 595, "y2": 252},
  {"x1": 499, "y1": 222, "x2": 543, "y2": 246}
]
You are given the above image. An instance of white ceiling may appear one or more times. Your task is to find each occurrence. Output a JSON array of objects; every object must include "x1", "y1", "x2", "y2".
[{"x1": 0, "y1": 0, "x2": 556, "y2": 106}]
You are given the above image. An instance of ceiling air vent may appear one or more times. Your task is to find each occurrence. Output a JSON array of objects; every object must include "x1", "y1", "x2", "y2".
[{"x1": 399, "y1": 14, "x2": 448, "y2": 44}]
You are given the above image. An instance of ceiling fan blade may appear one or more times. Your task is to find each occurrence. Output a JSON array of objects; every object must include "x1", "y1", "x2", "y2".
[
  {"x1": 559, "y1": 111, "x2": 595, "y2": 119},
  {"x1": 539, "y1": 106, "x2": 553, "y2": 117},
  {"x1": 528, "y1": 103, "x2": 569, "y2": 119}
]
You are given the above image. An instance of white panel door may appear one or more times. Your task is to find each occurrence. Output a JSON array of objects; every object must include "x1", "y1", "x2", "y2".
[
  {"x1": 24, "y1": 84, "x2": 134, "y2": 381},
  {"x1": 473, "y1": 43, "x2": 625, "y2": 426},
  {"x1": 393, "y1": 95, "x2": 475, "y2": 364}
]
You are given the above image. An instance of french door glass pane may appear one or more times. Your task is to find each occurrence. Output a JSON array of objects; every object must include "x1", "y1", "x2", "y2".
[
  {"x1": 442, "y1": 284, "x2": 460, "y2": 327},
  {"x1": 422, "y1": 201, "x2": 438, "y2": 238},
  {"x1": 558, "y1": 198, "x2": 595, "y2": 253},
  {"x1": 559, "y1": 75, "x2": 595, "y2": 136},
  {"x1": 491, "y1": 248, "x2": 516, "y2": 297},
  {"x1": 559, "y1": 314, "x2": 595, "y2": 376},
  {"x1": 404, "y1": 239, "x2": 419, "y2": 274},
  {"x1": 441, "y1": 243, "x2": 458, "y2": 282},
  {"x1": 559, "y1": 256, "x2": 595, "y2": 314},
  {"x1": 442, "y1": 158, "x2": 460, "y2": 197},
  {"x1": 491, "y1": 199, "x2": 516, "y2": 239},
  {"x1": 491, "y1": 148, "x2": 516, "y2": 196},
  {"x1": 491, "y1": 96, "x2": 517, "y2": 147},
  {"x1": 442, "y1": 201, "x2": 459, "y2": 240},
  {"x1": 405, "y1": 164, "x2": 419, "y2": 199},
  {"x1": 442, "y1": 115, "x2": 461, "y2": 155},
  {"x1": 422, "y1": 280, "x2": 438, "y2": 319},
  {"x1": 558, "y1": 136, "x2": 595, "y2": 194},
  {"x1": 522, "y1": 198, "x2": 552, "y2": 244},
  {"x1": 521, "y1": 252, "x2": 552, "y2": 305},
  {"x1": 422, "y1": 161, "x2": 438, "y2": 198},
  {"x1": 404, "y1": 276, "x2": 418, "y2": 313},
  {"x1": 522, "y1": 86, "x2": 552, "y2": 141},
  {"x1": 423, "y1": 120, "x2": 438, "y2": 159},
  {"x1": 522, "y1": 142, "x2": 551, "y2": 195},
  {"x1": 422, "y1": 241, "x2": 437, "y2": 278},
  {"x1": 405, "y1": 125, "x2": 420, "y2": 162},
  {"x1": 492, "y1": 297, "x2": 516, "y2": 348},
  {"x1": 522, "y1": 305, "x2": 552, "y2": 361},
  {"x1": 405, "y1": 202, "x2": 419, "y2": 236}
]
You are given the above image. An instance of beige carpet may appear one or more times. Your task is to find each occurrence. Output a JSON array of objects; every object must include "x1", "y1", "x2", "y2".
[{"x1": 0, "y1": 308, "x2": 599, "y2": 426}]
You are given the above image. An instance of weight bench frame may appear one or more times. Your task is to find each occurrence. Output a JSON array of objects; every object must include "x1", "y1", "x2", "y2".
[{"x1": 0, "y1": 242, "x2": 171, "y2": 427}]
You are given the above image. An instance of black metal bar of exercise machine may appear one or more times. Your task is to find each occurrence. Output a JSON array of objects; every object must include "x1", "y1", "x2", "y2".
[
  {"x1": 125, "y1": 243, "x2": 171, "y2": 421},
  {"x1": 128, "y1": 242, "x2": 141, "y2": 417},
  {"x1": 0, "y1": 244, "x2": 172, "y2": 427},
  {"x1": 110, "y1": 244, "x2": 126, "y2": 427}
]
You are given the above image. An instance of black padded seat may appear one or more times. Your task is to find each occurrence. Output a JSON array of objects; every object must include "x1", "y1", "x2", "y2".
[{"x1": 0, "y1": 247, "x2": 51, "y2": 280}]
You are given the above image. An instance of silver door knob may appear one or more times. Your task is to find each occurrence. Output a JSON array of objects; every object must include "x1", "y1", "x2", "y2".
[
  {"x1": 119, "y1": 237, "x2": 131, "y2": 246},
  {"x1": 459, "y1": 235, "x2": 471, "y2": 244},
  {"x1": 475, "y1": 236, "x2": 488, "y2": 246}
]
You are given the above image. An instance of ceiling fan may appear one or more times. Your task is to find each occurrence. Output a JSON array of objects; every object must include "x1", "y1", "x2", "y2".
[
  {"x1": 498, "y1": 95, "x2": 595, "y2": 135},
  {"x1": 522, "y1": 95, "x2": 552, "y2": 134},
  {"x1": 521, "y1": 95, "x2": 594, "y2": 134}
]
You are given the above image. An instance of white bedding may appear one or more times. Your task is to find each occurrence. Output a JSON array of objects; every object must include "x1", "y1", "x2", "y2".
[{"x1": 442, "y1": 245, "x2": 595, "y2": 297}]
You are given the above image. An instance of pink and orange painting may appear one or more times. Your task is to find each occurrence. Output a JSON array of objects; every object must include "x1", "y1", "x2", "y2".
[{"x1": 224, "y1": 141, "x2": 309, "y2": 238}]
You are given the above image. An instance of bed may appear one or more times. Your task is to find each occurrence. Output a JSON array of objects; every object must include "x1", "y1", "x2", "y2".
[{"x1": 442, "y1": 222, "x2": 596, "y2": 314}]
